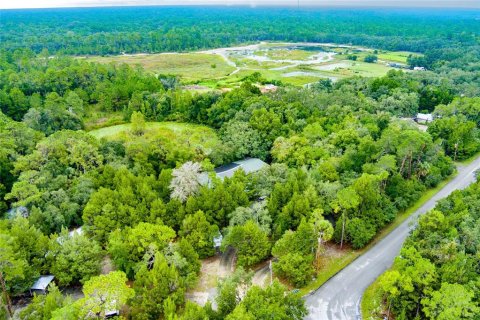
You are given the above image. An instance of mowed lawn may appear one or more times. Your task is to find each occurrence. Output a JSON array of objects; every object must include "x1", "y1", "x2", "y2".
[
  {"x1": 89, "y1": 121, "x2": 221, "y2": 151},
  {"x1": 86, "y1": 53, "x2": 236, "y2": 82},
  {"x1": 378, "y1": 51, "x2": 419, "y2": 63}
]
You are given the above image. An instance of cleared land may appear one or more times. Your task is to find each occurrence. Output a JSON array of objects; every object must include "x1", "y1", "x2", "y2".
[
  {"x1": 87, "y1": 53, "x2": 236, "y2": 82},
  {"x1": 84, "y1": 43, "x2": 418, "y2": 88},
  {"x1": 89, "y1": 121, "x2": 221, "y2": 152},
  {"x1": 377, "y1": 51, "x2": 416, "y2": 63}
]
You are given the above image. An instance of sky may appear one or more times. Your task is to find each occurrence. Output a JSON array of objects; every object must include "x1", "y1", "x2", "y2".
[{"x1": 1, "y1": 0, "x2": 479, "y2": 9}]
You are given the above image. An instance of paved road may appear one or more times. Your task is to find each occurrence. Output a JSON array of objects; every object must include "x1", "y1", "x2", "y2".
[{"x1": 305, "y1": 156, "x2": 480, "y2": 320}]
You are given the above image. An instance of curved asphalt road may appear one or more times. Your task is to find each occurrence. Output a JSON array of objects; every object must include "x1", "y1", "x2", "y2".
[{"x1": 305, "y1": 156, "x2": 480, "y2": 320}]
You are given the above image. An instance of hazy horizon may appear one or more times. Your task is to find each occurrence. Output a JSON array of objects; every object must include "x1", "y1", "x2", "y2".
[{"x1": 2, "y1": 0, "x2": 480, "y2": 10}]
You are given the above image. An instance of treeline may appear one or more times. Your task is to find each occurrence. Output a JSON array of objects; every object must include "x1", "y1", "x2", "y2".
[
  {"x1": 378, "y1": 181, "x2": 480, "y2": 319},
  {"x1": 1, "y1": 7, "x2": 479, "y2": 57}
]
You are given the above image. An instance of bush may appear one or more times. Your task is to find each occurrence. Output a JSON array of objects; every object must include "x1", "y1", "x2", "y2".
[
  {"x1": 364, "y1": 55, "x2": 378, "y2": 63},
  {"x1": 273, "y1": 253, "x2": 314, "y2": 287},
  {"x1": 346, "y1": 218, "x2": 376, "y2": 249}
]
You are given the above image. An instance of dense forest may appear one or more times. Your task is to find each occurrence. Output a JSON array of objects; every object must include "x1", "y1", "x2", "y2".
[
  {"x1": 1, "y1": 7, "x2": 480, "y2": 58},
  {"x1": 1, "y1": 7, "x2": 480, "y2": 320}
]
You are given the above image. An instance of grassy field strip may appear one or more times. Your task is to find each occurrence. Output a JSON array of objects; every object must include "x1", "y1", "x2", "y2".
[
  {"x1": 361, "y1": 275, "x2": 384, "y2": 320},
  {"x1": 86, "y1": 53, "x2": 235, "y2": 82},
  {"x1": 300, "y1": 173, "x2": 456, "y2": 297},
  {"x1": 377, "y1": 51, "x2": 417, "y2": 63}
]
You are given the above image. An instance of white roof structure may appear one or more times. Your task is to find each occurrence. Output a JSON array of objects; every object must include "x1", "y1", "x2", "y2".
[
  {"x1": 416, "y1": 113, "x2": 433, "y2": 122},
  {"x1": 31, "y1": 275, "x2": 54, "y2": 291},
  {"x1": 57, "y1": 227, "x2": 84, "y2": 244},
  {"x1": 199, "y1": 158, "x2": 268, "y2": 186},
  {"x1": 68, "y1": 226, "x2": 83, "y2": 238},
  {"x1": 213, "y1": 234, "x2": 223, "y2": 248},
  {"x1": 5, "y1": 206, "x2": 28, "y2": 219},
  {"x1": 215, "y1": 158, "x2": 268, "y2": 179}
]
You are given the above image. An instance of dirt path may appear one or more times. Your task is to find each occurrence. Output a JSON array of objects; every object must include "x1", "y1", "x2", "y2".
[
  {"x1": 252, "y1": 259, "x2": 273, "y2": 287},
  {"x1": 186, "y1": 248, "x2": 236, "y2": 307},
  {"x1": 219, "y1": 246, "x2": 236, "y2": 276}
]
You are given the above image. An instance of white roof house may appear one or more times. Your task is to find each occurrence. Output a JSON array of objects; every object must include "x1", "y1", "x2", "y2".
[
  {"x1": 199, "y1": 158, "x2": 268, "y2": 186},
  {"x1": 213, "y1": 234, "x2": 223, "y2": 249},
  {"x1": 68, "y1": 226, "x2": 83, "y2": 238},
  {"x1": 415, "y1": 113, "x2": 433, "y2": 123},
  {"x1": 261, "y1": 84, "x2": 278, "y2": 93},
  {"x1": 56, "y1": 226, "x2": 84, "y2": 244},
  {"x1": 30, "y1": 275, "x2": 54, "y2": 294},
  {"x1": 215, "y1": 158, "x2": 268, "y2": 179}
]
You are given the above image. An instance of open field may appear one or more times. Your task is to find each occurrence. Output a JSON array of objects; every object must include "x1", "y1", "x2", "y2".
[
  {"x1": 86, "y1": 53, "x2": 236, "y2": 82},
  {"x1": 377, "y1": 51, "x2": 418, "y2": 63},
  {"x1": 89, "y1": 121, "x2": 221, "y2": 152},
  {"x1": 85, "y1": 42, "x2": 417, "y2": 88}
]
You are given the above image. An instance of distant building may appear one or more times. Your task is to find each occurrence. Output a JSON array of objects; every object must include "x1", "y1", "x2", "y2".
[
  {"x1": 213, "y1": 233, "x2": 223, "y2": 249},
  {"x1": 415, "y1": 113, "x2": 434, "y2": 123},
  {"x1": 105, "y1": 310, "x2": 120, "y2": 318},
  {"x1": 386, "y1": 62, "x2": 407, "y2": 69},
  {"x1": 260, "y1": 84, "x2": 278, "y2": 94},
  {"x1": 30, "y1": 275, "x2": 54, "y2": 295},
  {"x1": 199, "y1": 158, "x2": 268, "y2": 186},
  {"x1": 5, "y1": 206, "x2": 28, "y2": 219},
  {"x1": 68, "y1": 226, "x2": 83, "y2": 238},
  {"x1": 56, "y1": 226, "x2": 84, "y2": 245},
  {"x1": 413, "y1": 66, "x2": 426, "y2": 71}
]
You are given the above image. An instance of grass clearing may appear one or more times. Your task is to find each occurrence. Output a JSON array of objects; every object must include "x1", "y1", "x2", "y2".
[
  {"x1": 89, "y1": 121, "x2": 221, "y2": 153},
  {"x1": 344, "y1": 61, "x2": 394, "y2": 77},
  {"x1": 301, "y1": 173, "x2": 456, "y2": 297},
  {"x1": 83, "y1": 109, "x2": 125, "y2": 131},
  {"x1": 362, "y1": 276, "x2": 384, "y2": 320},
  {"x1": 86, "y1": 53, "x2": 235, "y2": 82},
  {"x1": 378, "y1": 51, "x2": 418, "y2": 63}
]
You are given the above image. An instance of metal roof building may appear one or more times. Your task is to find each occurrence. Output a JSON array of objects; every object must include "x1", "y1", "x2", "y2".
[
  {"x1": 215, "y1": 158, "x2": 268, "y2": 179},
  {"x1": 30, "y1": 275, "x2": 54, "y2": 294},
  {"x1": 415, "y1": 113, "x2": 434, "y2": 123},
  {"x1": 199, "y1": 158, "x2": 268, "y2": 185},
  {"x1": 5, "y1": 206, "x2": 28, "y2": 219}
]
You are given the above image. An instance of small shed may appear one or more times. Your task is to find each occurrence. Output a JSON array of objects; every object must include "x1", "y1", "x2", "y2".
[
  {"x1": 213, "y1": 234, "x2": 223, "y2": 249},
  {"x1": 413, "y1": 66, "x2": 426, "y2": 71},
  {"x1": 68, "y1": 226, "x2": 83, "y2": 238},
  {"x1": 30, "y1": 275, "x2": 54, "y2": 295},
  {"x1": 105, "y1": 310, "x2": 120, "y2": 318},
  {"x1": 260, "y1": 84, "x2": 278, "y2": 94},
  {"x1": 415, "y1": 113, "x2": 433, "y2": 124},
  {"x1": 57, "y1": 226, "x2": 84, "y2": 244}
]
